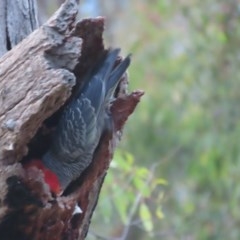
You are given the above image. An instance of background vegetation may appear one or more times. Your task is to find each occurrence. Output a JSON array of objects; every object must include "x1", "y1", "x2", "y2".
[{"x1": 39, "y1": 0, "x2": 240, "y2": 239}]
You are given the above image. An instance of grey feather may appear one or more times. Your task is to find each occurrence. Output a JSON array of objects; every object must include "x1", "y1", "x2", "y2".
[{"x1": 42, "y1": 49, "x2": 131, "y2": 190}]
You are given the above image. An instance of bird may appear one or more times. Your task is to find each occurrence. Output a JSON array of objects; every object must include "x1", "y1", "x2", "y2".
[{"x1": 24, "y1": 49, "x2": 131, "y2": 195}]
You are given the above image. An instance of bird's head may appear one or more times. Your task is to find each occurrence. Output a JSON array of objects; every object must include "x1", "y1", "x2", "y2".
[{"x1": 23, "y1": 159, "x2": 62, "y2": 196}]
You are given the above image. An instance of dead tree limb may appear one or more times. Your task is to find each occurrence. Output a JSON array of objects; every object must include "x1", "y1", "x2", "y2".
[
  {"x1": 0, "y1": 1, "x2": 143, "y2": 239},
  {"x1": 0, "y1": 0, "x2": 39, "y2": 55}
]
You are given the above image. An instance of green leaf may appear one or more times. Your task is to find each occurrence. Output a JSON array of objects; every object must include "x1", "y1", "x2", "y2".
[
  {"x1": 153, "y1": 178, "x2": 168, "y2": 186},
  {"x1": 112, "y1": 150, "x2": 134, "y2": 172},
  {"x1": 156, "y1": 206, "x2": 165, "y2": 219},
  {"x1": 139, "y1": 203, "x2": 153, "y2": 232},
  {"x1": 136, "y1": 167, "x2": 149, "y2": 179},
  {"x1": 114, "y1": 190, "x2": 129, "y2": 223}
]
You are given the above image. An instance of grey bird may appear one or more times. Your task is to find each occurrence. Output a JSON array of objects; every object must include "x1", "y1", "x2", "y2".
[{"x1": 41, "y1": 49, "x2": 131, "y2": 194}]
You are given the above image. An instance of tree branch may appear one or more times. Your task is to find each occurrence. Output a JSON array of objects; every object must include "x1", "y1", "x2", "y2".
[{"x1": 0, "y1": 0, "x2": 80, "y2": 163}]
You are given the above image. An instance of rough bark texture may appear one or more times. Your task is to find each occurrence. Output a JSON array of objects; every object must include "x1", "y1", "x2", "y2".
[
  {"x1": 0, "y1": 0, "x2": 39, "y2": 56},
  {"x1": 0, "y1": 0, "x2": 81, "y2": 164},
  {"x1": 0, "y1": 1, "x2": 144, "y2": 240},
  {"x1": 0, "y1": 0, "x2": 7, "y2": 56}
]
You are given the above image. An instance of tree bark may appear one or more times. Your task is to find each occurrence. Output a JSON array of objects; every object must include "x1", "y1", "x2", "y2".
[
  {"x1": 0, "y1": 0, "x2": 39, "y2": 55},
  {"x1": 0, "y1": 1, "x2": 143, "y2": 239}
]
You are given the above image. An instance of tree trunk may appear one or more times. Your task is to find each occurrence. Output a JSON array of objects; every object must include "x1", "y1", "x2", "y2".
[{"x1": 0, "y1": 1, "x2": 143, "y2": 239}]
